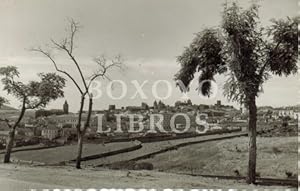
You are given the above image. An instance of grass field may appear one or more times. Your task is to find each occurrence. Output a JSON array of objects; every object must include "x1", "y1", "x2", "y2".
[
  {"x1": 0, "y1": 142, "x2": 139, "y2": 164},
  {"x1": 139, "y1": 136, "x2": 298, "y2": 179}
]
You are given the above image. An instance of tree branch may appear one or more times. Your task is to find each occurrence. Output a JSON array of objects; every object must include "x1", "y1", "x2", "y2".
[
  {"x1": 25, "y1": 99, "x2": 44, "y2": 110},
  {"x1": 31, "y1": 47, "x2": 84, "y2": 95},
  {"x1": 50, "y1": 20, "x2": 87, "y2": 92},
  {"x1": 258, "y1": 39, "x2": 283, "y2": 78},
  {"x1": 10, "y1": 96, "x2": 27, "y2": 130},
  {"x1": 87, "y1": 55, "x2": 123, "y2": 89},
  {"x1": 68, "y1": 18, "x2": 80, "y2": 54}
]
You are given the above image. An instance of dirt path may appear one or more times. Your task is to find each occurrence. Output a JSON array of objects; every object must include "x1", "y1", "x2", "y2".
[
  {"x1": 0, "y1": 163, "x2": 292, "y2": 190},
  {"x1": 83, "y1": 131, "x2": 247, "y2": 166}
]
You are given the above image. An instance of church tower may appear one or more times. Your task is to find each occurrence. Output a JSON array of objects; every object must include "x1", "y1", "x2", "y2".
[{"x1": 63, "y1": 100, "x2": 69, "y2": 114}]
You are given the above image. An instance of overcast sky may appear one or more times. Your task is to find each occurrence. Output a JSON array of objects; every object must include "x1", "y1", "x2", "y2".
[{"x1": 0, "y1": 0, "x2": 298, "y2": 112}]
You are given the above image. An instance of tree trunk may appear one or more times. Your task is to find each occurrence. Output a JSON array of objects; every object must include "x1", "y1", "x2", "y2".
[
  {"x1": 4, "y1": 128, "x2": 16, "y2": 163},
  {"x1": 75, "y1": 95, "x2": 85, "y2": 169},
  {"x1": 246, "y1": 95, "x2": 257, "y2": 184},
  {"x1": 84, "y1": 97, "x2": 93, "y2": 130},
  {"x1": 4, "y1": 99, "x2": 26, "y2": 163},
  {"x1": 76, "y1": 132, "x2": 83, "y2": 169},
  {"x1": 76, "y1": 96, "x2": 93, "y2": 169}
]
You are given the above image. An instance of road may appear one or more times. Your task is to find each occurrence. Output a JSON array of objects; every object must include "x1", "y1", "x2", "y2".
[
  {"x1": 0, "y1": 163, "x2": 289, "y2": 190},
  {"x1": 0, "y1": 177, "x2": 66, "y2": 191},
  {"x1": 83, "y1": 131, "x2": 248, "y2": 166}
]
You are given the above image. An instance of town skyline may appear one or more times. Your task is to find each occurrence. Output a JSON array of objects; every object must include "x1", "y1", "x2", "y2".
[{"x1": 0, "y1": 0, "x2": 299, "y2": 112}]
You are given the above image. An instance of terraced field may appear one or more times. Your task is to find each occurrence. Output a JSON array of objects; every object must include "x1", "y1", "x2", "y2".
[{"x1": 0, "y1": 141, "x2": 140, "y2": 164}]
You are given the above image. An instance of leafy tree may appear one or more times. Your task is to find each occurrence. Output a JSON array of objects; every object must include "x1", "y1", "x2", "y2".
[
  {"x1": 0, "y1": 97, "x2": 7, "y2": 108},
  {"x1": 282, "y1": 116, "x2": 291, "y2": 128},
  {"x1": 32, "y1": 19, "x2": 123, "y2": 169},
  {"x1": 175, "y1": 2, "x2": 298, "y2": 184},
  {"x1": 0, "y1": 66, "x2": 65, "y2": 163}
]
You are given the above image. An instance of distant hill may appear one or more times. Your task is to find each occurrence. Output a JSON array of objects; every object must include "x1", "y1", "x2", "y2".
[{"x1": 0, "y1": 105, "x2": 17, "y2": 111}]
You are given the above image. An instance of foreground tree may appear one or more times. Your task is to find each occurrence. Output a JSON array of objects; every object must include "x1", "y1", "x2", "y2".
[
  {"x1": 175, "y1": 2, "x2": 298, "y2": 184},
  {"x1": 32, "y1": 19, "x2": 122, "y2": 169},
  {"x1": 0, "y1": 97, "x2": 7, "y2": 108},
  {"x1": 0, "y1": 66, "x2": 65, "y2": 163}
]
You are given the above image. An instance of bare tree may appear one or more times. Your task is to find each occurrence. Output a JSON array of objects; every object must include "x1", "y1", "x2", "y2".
[{"x1": 32, "y1": 19, "x2": 123, "y2": 169}]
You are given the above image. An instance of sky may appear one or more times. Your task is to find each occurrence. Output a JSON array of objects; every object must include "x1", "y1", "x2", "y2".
[{"x1": 0, "y1": 0, "x2": 299, "y2": 112}]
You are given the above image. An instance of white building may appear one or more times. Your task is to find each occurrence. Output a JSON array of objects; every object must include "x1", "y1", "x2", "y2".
[{"x1": 278, "y1": 110, "x2": 299, "y2": 119}]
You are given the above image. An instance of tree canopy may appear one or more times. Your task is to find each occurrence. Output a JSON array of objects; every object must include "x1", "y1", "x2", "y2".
[
  {"x1": 0, "y1": 66, "x2": 66, "y2": 110},
  {"x1": 175, "y1": 2, "x2": 298, "y2": 106}
]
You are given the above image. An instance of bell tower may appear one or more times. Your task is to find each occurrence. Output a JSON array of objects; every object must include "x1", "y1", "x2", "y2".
[{"x1": 63, "y1": 100, "x2": 69, "y2": 114}]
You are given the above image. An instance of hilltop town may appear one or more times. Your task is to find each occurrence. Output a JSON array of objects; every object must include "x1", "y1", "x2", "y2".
[{"x1": 0, "y1": 100, "x2": 298, "y2": 149}]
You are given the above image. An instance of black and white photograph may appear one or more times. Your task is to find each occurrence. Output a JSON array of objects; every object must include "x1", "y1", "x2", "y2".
[{"x1": 0, "y1": 0, "x2": 298, "y2": 190}]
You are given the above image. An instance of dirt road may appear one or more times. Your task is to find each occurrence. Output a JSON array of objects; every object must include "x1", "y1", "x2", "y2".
[{"x1": 0, "y1": 163, "x2": 293, "y2": 190}]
